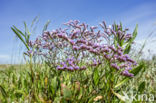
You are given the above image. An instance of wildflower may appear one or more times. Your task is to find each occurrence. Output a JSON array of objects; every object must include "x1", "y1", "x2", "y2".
[
  {"x1": 111, "y1": 30, "x2": 116, "y2": 35},
  {"x1": 43, "y1": 42, "x2": 50, "y2": 49},
  {"x1": 117, "y1": 25, "x2": 121, "y2": 30},
  {"x1": 108, "y1": 46, "x2": 117, "y2": 52},
  {"x1": 92, "y1": 59, "x2": 98, "y2": 66},
  {"x1": 73, "y1": 46, "x2": 79, "y2": 51},
  {"x1": 124, "y1": 34, "x2": 132, "y2": 40},
  {"x1": 117, "y1": 45, "x2": 123, "y2": 51},
  {"x1": 119, "y1": 64, "x2": 127, "y2": 68},
  {"x1": 79, "y1": 44, "x2": 87, "y2": 50},
  {"x1": 68, "y1": 61, "x2": 74, "y2": 66},
  {"x1": 98, "y1": 60, "x2": 102, "y2": 65},
  {"x1": 86, "y1": 46, "x2": 91, "y2": 50},
  {"x1": 127, "y1": 58, "x2": 136, "y2": 64},
  {"x1": 27, "y1": 20, "x2": 137, "y2": 77},
  {"x1": 48, "y1": 45, "x2": 53, "y2": 50},
  {"x1": 69, "y1": 39, "x2": 75, "y2": 45},
  {"x1": 104, "y1": 53, "x2": 111, "y2": 60},
  {"x1": 117, "y1": 49, "x2": 123, "y2": 55},
  {"x1": 42, "y1": 31, "x2": 49, "y2": 37},
  {"x1": 27, "y1": 50, "x2": 35, "y2": 56},
  {"x1": 62, "y1": 64, "x2": 68, "y2": 69},
  {"x1": 80, "y1": 66, "x2": 86, "y2": 70},
  {"x1": 118, "y1": 30, "x2": 122, "y2": 35},
  {"x1": 74, "y1": 66, "x2": 80, "y2": 70},
  {"x1": 92, "y1": 44, "x2": 99, "y2": 48},
  {"x1": 73, "y1": 28, "x2": 80, "y2": 34},
  {"x1": 71, "y1": 33, "x2": 78, "y2": 39},
  {"x1": 124, "y1": 54, "x2": 129, "y2": 59},
  {"x1": 56, "y1": 66, "x2": 64, "y2": 70},
  {"x1": 102, "y1": 47, "x2": 110, "y2": 53},
  {"x1": 125, "y1": 67, "x2": 132, "y2": 70},
  {"x1": 113, "y1": 54, "x2": 119, "y2": 59},
  {"x1": 87, "y1": 41, "x2": 93, "y2": 46},
  {"x1": 122, "y1": 70, "x2": 134, "y2": 77},
  {"x1": 67, "y1": 66, "x2": 74, "y2": 71},
  {"x1": 110, "y1": 63, "x2": 120, "y2": 70},
  {"x1": 118, "y1": 55, "x2": 127, "y2": 62},
  {"x1": 28, "y1": 41, "x2": 33, "y2": 47},
  {"x1": 89, "y1": 49, "x2": 99, "y2": 55},
  {"x1": 57, "y1": 33, "x2": 63, "y2": 38},
  {"x1": 73, "y1": 20, "x2": 80, "y2": 25},
  {"x1": 76, "y1": 40, "x2": 87, "y2": 44}
]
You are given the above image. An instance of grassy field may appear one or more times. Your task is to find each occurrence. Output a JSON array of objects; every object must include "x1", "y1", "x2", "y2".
[{"x1": 0, "y1": 58, "x2": 156, "y2": 102}]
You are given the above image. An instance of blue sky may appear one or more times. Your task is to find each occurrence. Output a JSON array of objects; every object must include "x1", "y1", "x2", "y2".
[{"x1": 0, "y1": 0, "x2": 156, "y2": 64}]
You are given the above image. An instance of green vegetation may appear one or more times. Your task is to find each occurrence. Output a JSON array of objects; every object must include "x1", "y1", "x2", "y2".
[{"x1": 0, "y1": 19, "x2": 155, "y2": 103}]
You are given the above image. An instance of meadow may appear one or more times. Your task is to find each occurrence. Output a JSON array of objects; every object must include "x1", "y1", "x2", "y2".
[{"x1": 0, "y1": 19, "x2": 156, "y2": 103}]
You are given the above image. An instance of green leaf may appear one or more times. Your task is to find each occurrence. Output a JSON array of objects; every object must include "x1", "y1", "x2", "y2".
[
  {"x1": 0, "y1": 85, "x2": 7, "y2": 97},
  {"x1": 124, "y1": 24, "x2": 138, "y2": 54},
  {"x1": 114, "y1": 77, "x2": 128, "y2": 89},
  {"x1": 120, "y1": 39, "x2": 125, "y2": 47},
  {"x1": 12, "y1": 25, "x2": 26, "y2": 38},
  {"x1": 24, "y1": 21, "x2": 30, "y2": 36},
  {"x1": 24, "y1": 22, "x2": 31, "y2": 44},
  {"x1": 114, "y1": 38, "x2": 118, "y2": 47},
  {"x1": 132, "y1": 24, "x2": 138, "y2": 41},
  {"x1": 120, "y1": 22, "x2": 123, "y2": 31},
  {"x1": 14, "y1": 90, "x2": 24, "y2": 98},
  {"x1": 93, "y1": 68, "x2": 99, "y2": 86},
  {"x1": 42, "y1": 20, "x2": 51, "y2": 33},
  {"x1": 11, "y1": 26, "x2": 30, "y2": 50},
  {"x1": 51, "y1": 77, "x2": 57, "y2": 95},
  {"x1": 124, "y1": 45, "x2": 131, "y2": 54},
  {"x1": 31, "y1": 16, "x2": 39, "y2": 29},
  {"x1": 114, "y1": 63, "x2": 144, "y2": 89},
  {"x1": 131, "y1": 63, "x2": 144, "y2": 76},
  {"x1": 63, "y1": 87, "x2": 72, "y2": 99},
  {"x1": 88, "y1": 96, "x2": 96, "y2": 103},
  {"x1": 114, "y1": 22, "x2": 118, "y2": 31},
  {"x1": 138, "y1": 81, "x2": 145, "y2": 93}
]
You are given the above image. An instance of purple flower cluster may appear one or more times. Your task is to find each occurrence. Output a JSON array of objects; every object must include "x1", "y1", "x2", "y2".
[
  {"x1": 26, "y1": 20, "x2": 137, "y2": 77},
  {"x1": 57, "y1": 57, "x2": 86, "y2": 71},
  {"x1": 69, "y1": 38, "x2": 136, "y2": 77},
  {"x1": 99, "y1": 21, "x2": 133, "y2": 45},
  {"x1": 90, "y1": 59, "x2": 102, "y2": 67}
]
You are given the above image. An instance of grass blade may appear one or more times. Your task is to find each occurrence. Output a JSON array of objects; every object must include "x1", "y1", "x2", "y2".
[
  {"x1": 11, "y1": 26, "x2": 30, "y2": 50},
  {"x1": 0, "y1": 85, "x2": 7, "y2": 97},
  {"x1": 42, "y1": 20, "x2": 51, "y2": 33}
]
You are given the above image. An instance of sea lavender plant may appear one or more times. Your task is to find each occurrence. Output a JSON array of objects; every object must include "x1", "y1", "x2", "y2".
[
  {"x1": 56, "y1": 57, "x2": 86, "y2": 71},
  {"x1": 27, "y1": 20, "x2": 137, "y2": 77},
  {"x1": 10, "y1": 19, "x2": 143, "y2": 102}
]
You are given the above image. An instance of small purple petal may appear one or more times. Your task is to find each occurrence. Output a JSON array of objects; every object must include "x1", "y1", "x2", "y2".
[{"x1": 111, "y1": 63, "x2": 120, "y2": 70}]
